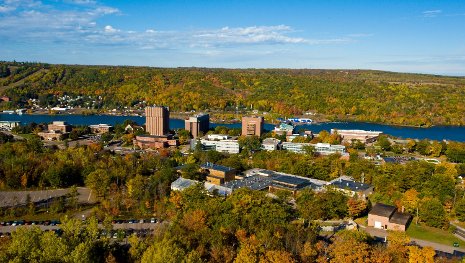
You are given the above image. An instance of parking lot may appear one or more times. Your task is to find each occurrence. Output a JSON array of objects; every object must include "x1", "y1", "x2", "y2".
[
  {"x1": 0, "y1": 187, "x2": 96, "y2": 208},
  {"x1": 0, "y1": 219, "x2": 165, "y2": 236}
]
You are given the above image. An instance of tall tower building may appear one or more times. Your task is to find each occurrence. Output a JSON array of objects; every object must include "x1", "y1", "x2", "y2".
[
  {"x1": 145, "y1": 106, "x2": 169, "y2": 136},
  {"x1": 242, "y1": 116, "x2": 264, "y2": 137},
  {"x1": 185, "y1": 113, "x2": 209, "y2": 138}
]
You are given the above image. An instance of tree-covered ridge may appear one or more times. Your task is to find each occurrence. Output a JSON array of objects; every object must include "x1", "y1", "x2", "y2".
[{"x1": 1, "y1": 61, "x2": 465, "y2": 126}]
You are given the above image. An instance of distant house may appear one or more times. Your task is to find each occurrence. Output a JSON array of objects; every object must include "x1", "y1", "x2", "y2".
[{"x1": 368, "y1": 203, "x2": 412, "y2": 231}]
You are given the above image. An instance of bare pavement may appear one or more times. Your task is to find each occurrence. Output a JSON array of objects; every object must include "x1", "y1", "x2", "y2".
[
  {"x1": 363, "y1": 226, "x2": 465, "y2": 257},
  {"x1": 0, "y1": 187, "x2": 96, "y2": 208}
]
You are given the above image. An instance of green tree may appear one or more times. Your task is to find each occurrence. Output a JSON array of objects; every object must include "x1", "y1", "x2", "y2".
[
  {"x1": 419, "y1": 197, "x2": 448, "y2": 228},
  {"x1": 238, "y1": 135, "x2": 262, "y2": 154},
  {"x1": 141, "y1": 238, "x2": 186, "y2": 263}
]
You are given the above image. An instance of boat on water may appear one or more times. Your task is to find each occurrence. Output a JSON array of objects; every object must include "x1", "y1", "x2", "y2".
[{"x1": 287, "y1": 118, "x2": 313, "y2": 124}]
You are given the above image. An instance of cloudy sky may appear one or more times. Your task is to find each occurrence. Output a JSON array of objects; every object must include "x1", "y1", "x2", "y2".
[{"x1": 1, "y1": 0, "x2": 465, "y2": 75}]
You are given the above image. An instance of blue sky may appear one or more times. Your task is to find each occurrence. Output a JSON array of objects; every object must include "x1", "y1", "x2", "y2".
[{"x1": 1, "y1": 0, "x2": 465, "y2": 75}]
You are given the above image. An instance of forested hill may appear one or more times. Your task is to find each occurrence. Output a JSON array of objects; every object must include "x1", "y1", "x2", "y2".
[{"x1": 1, "y1": 61, "x2": 465, "y2": 126}]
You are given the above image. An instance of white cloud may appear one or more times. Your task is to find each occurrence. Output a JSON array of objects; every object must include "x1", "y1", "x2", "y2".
[
  {"x1": 104, "y1": 25, "x2": 119, "y2": 33},
  {"x1": 0, "y1": 1, "x2": 367, "y2": 53},
  {"x1": 65, "y1": 0, "x2": 96, "y2": 5},
  {"x1": 422, "y1": 10, "x2": 442, "y2": 18}
]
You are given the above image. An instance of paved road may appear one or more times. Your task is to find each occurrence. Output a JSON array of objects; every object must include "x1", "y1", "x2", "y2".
[
  {"x1": 363, "y1": 226, "x2": 465, "y2": 255},
  {"x1": 0, "y1": 222, "x2": 164, "y2": 234},
  {"x1": 0, "y1": 187, "x2": 96, "y2": 208}
]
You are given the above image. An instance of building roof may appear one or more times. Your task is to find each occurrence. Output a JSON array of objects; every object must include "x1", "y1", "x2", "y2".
[
  {"x1": 204, "y1": 182, "x2": 232, "y2": 196},
  {"x1": 171, "y1": 177, "x2": 199, "y2": 191},
  {"x1": 262, "y1": 138, "x2": 281, "y2": 144},
  {"x1": 330, "y1": 176, "x2": 372, "y2": 192},
  {"x1": 272, "y1": 175, "x2": 311, "y2": 188},
  {"x1": 369, "y1": 203, "x2": 397, "y2": 218},
  {"x1": 223, "y1": 175, "x2": 273, "y2": 191},
  {"x1": 89, "y1": 124, "x2": 113, "y2": 128},
  {"x1": 389, "y1": 212, "x2": 412, "y2": 225},
  {"x1": 201, "y1": 162, "x2": 235, "y2": 172}
]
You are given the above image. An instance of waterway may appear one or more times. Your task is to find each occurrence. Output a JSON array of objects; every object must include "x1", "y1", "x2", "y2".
[{"x1": 1, "y1": 113, "x2": 465, "y2": 142}]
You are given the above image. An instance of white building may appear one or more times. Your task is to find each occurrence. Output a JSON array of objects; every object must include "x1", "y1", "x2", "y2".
[
  {"x1": 282, "y1": 142, "x2": 346, "y2": 155},
  {"x1": 262, "y1": 138, "x2": 281, "y2": 151},
  {"x1": 282, "y1": 142, "x2": 312, "y2": 154},
  {"x1": 171, "y1": 177, "x2": 232, "y2": 196},
  {"x1": 331, "y1": 129, "x2": 383, "y2": 144},
  {"x1": 171, "y1": 177, "x2": 199, "y2": 191},
  {"x1": 207, "y1": 134, "x2": 231, "y2": 140},
  {"x1": 0, "y1": 121, "x2": 20, "y2": 131},
  {"x1": 313, "y1": 143, "x2": 346, "y2": 155},
  {"x1": 194, "y1": 138, "x2": 240, "y2": 154}
]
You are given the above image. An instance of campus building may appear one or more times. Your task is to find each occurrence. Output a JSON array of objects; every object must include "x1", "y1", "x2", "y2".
[
  {"x1": 134, "y1": 134, "x2": 178, "y2": 149},
  {"x1": 0, "y1": 121, "x2": 20, "y2": 131},
  {"x1": 261, "y1": 138, "x2": 281, "y2": 151},
  {"x1": 48, "y1": 121, "x2": 72, "y2": 133},
  {"x1": 201, "y1": 162, "x2": 237, "y2": 185},
  {"x1": 145, "y1": 106, "x2": 169, "y2": 136},
  {"x1": 89, "y1": 124, "x2": 113, "y2": 134},
  {"x1": 331, "y1": 129, "x2": 383, "y2": 144},
  {"x1": 368, "y1": 203, "x2": 411, "y2": 231},
  {"x1": 242, "y1": 116, "x2": 264, "y2": 137},
  {"x1": 282, "y1": 142, "x2": 346, "y2": 155},
  {"x1": 328, "y1": 176, "x2": 374, "y2": 198},
  {"x1": 192, "y1": 135, "x2": 240, "y2": 154},
  {"x1": 185, "y1": 113, "x2": 209, "y2": 138}
]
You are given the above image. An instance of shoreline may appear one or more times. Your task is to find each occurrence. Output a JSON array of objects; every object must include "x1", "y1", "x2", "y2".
[{"x1": 1, "y1": 111, "x2": 464, "y2": 128}]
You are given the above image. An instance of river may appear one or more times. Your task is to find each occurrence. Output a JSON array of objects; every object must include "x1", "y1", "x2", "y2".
[{"x1": 1, "y1": 113, "x2": 465, "y2": 142}]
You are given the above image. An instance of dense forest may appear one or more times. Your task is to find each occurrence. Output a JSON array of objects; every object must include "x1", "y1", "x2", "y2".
[
  {"x1": 2, "y1": 127, "x2": 465, "y2": 261},
  {"x1": 1, "y1": 61, "x2": 465, "y2": 126}
]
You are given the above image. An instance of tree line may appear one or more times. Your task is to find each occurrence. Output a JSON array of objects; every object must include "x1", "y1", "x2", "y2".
[{"x1": 1, "y1": 61, "x2": 465, "y2": 126}]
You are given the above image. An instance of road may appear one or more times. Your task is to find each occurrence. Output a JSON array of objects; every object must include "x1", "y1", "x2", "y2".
[
  {"x1": 0, "y1": 187, "x2": 96, "y2": 208},
  {"x1": 0, "y1": 222, "x2": 165, "y2": 234},
  {"x1": 363, "y1": 226, "x2": 465, "y2": 255}
]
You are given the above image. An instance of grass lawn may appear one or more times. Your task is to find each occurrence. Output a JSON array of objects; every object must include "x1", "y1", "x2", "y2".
[
  {"x1": 406, "y1": 223, "x2": 465, "y2": 247},
  {"x1": 354, "y1": 216, "x2": 368, "y2": 227}
]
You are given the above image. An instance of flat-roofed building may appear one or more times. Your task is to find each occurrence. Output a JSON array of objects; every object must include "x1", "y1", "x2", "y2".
[
  {"x1": 201, "y1": 162, "x2": 236, "y2": 185},
  {"x1": 145, "y1": 106, "x2": 169, "y2": 136},
  {"x1": 193, "y1": 138, "x2": 240, "y2": 154},
  {"x1": 0, "y1": 121, "x2": 20, "y2": 131},
  {"x1": 262, "y1": 138, "x2": 281, "y2": 151},
  {"x1": 207, "y1": 134, "x2": 231, "y2": 140},
  {"x1": 331, "y1": 129, "x2": 383, "y2": 144},
  {"x1": 282, "y1": 142, "x2": 346, "y2": 155},
  {"x1": 269, "y1": 175, "x2": 320, "y2": 196},
  {"x1": 48, "y1": 121, "x2": 72, "y2": 133},
  {"x1": 185, "y1": 113, "x2": 209, "y2": 138},
  {"x1": 38, "y1": 130, "x2": 66, "y2": 141},
  {"x1": 274, "y1": 122, "x2": 294, "y2": 136},
  {"x1": 171, "y1": 177, "x2": 199, "y2": 191},
  {"x1": 89, "y1": 124, "x2": 113, "y2": 134},
  {"x1": 242, "y1": 116, "x2": 264, "y2": 137},
  {"x1": 224, "y1": 168, "x2": 326, "y2": 195},
  {"x1": 328, "y1": 176, "x2": 374, "y2": 198},
  {"x1": 134, "y1": 134, "x2": 178, "y2": 149}
]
